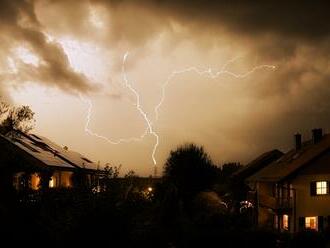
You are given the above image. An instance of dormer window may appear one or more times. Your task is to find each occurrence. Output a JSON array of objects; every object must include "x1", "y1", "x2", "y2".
[{"x1": 311, "y1": 181, "x2": 329, "y2": 196}]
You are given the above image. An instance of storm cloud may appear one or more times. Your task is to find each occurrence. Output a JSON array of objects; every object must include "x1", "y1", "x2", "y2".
[
  {"x1": 96, "y1": 0, "x2": 330, "y2": 39},
  {"x1": 0, "y1": 0, "x2": 95, "y2": 96},
  {"x1": 1, "y1": 0, "x2": 330, "y2": 173}
]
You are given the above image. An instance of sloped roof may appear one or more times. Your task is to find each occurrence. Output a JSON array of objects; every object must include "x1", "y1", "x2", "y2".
[
  {"x1": 247, "y1": 134, "x2": 330, "y2": 183},
  {"x1": 232, "y1": 149, "x2": 283, "y2": 181},
  {"x1": 33, "y1": 134, "x2": 97, "y2": 170},
  {"x1": 0, "y1": 131, "x2": 97, "y2": 170}
]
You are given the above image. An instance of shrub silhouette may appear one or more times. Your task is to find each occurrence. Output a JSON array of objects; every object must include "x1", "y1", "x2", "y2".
[{"x1": 163, "y1": 143, "x2": 218, "y2": 201}]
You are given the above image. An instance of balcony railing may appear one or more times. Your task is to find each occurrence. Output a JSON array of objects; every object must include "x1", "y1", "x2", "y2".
[
  {"x1": 276, "y1": 197, "x2": 294, "y2": 211},
  {"x1": 247, "y1": 190, "x2": 294, "y2": 212}
]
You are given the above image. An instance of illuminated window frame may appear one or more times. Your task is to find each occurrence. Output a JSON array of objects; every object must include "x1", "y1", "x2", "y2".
[
  {"x1": 316, "y1": 181, "x2": 327, "y2": 195},
  {"x1": 305, "y1": 217, "x2": 318, "y2": 230}
]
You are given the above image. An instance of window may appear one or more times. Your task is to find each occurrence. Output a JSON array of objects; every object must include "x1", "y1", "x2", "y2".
[
  {"x1": 30, "y1": 173, "x2": 40, "y2": 190},
  {"x1": 283, "y1": 215, "x2": 289, "y2": 230},
  {"x1": 316, "y1": 181, "x2": 327, "y2": 195},
  {"x1": 49, "y1": 176, "x2": 56, "y2": 188},
  {"x1": 305, "y1": 217, "x2": 318, "y2": 230},
  {"x1": 60, "y1": 171, "x2": 73, "y2": 188},
  {"x1": 311, "y1": 181, "x2": 329, "y2": 196}
]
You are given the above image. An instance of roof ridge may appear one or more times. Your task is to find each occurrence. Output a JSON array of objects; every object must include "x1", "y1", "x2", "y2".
[{"x1": 247, "y1": 133, "x2": 330, "y2": 182}]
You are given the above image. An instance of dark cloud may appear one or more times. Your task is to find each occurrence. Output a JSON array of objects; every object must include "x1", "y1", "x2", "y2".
[
  {"x1": 32, "y1": 1, "x2": 330, "y2": 61},
  {"x1": 0, "y1": 0, "x2": 96, "y2": 95},
  {"x1": 85, "y1": 0, "x2": 330, "y2": 76},
  {"x1": 34, "y1": 0, "x2": 92, "y2": 39},
  {"x1": 94, "y1": 0, "x2": 330, "y2": 41}
]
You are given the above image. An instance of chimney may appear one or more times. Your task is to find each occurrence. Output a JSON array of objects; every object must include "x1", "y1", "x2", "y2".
[
  {"x1": 312, "y1": 128, "x2": 323, "y2": 144},
  {"x1": 294, "y1": 133, "x2": 302, "y2": 150}
]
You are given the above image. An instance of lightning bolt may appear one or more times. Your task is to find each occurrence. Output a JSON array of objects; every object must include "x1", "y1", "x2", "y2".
[
  {"x1": 122, "y1": 52, "x2": 159, "y2": 165},
  {"x1": 82, "y1": 52, "x2": 276, "y2": 166},
  {"x1": 154, "y1": 62, "x2": 276, "y2": 121},
  {"x1": 81, "y1": 96, "x2": 148, "y2": 144},
  {"x1": 81, "y1": 52, "x2": 158, "y2": 164}
]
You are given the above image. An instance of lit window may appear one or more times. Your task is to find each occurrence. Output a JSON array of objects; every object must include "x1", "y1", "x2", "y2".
[
  {"x1": 283, "y1": 215, "x2": 289, "y2": 230},
  {"x1": 49, "y1": 176, "x2": 56, "y2": 188},
  {"x1": 316, "y1": 181, "x2": 327, "y2": 195},
  {"x1": 305, "y1": 217, "x2": 318, "y2": 230},
  {"x1": 31, "y1": 173, "x2": 40, "y2": 190}
]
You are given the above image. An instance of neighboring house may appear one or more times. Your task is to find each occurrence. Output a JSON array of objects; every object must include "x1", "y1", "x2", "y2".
[
  {"x1": 245, "y1": 128, "x2": 330, "y2": 233},
  {"x1": 0, "y1": 131, "x2": 99, "y2": 191},
  {"x1": 232, "y1": 149, "x2": 284, "y2": 182},
  {"x1": 231, "y1": 149, "x2": 284, "y2": 219}
]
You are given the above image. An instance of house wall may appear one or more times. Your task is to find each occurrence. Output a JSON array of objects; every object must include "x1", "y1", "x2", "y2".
[
  {"x1": 258, "y1": 181, "x2": 274, "y2": 196},
  {"x1": 291, "y1": 150, "x2": 330, "y2": 231},
  {"x1": 13, "y1": 172, "x2": 24, "y2": 190},
  {"x1": 13, "y1": 171, "x2": 74, "y2": 190},
  {"x1": 50, "y1": 171, "x2": 73, "y2": 188},
  {"x1": 60, "y1": 171, "x2": 73, "y2": 188},
  {"x1": 257, "y1": 181, "x2": 276, "y2": 228},
  {"x1": 256, "y1": 181, "x2": 295, "y2": 232}
]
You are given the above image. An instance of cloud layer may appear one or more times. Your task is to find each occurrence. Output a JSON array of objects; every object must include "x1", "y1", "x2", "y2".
[
  {"x1": 0, "y1": 0, "x2": 95, "y2": 99},
  {"x1": 1, "y1": 0, "x2": 330, "y2": 173}
]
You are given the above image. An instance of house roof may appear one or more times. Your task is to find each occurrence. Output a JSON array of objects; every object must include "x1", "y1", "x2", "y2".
[
  {"x1": 246, "y1": 134, "x2": 330, "y2": 183},
  {"x1": 232, "y1": 149, "x2": 283, "y2": 181},
  {"x1": 0, "y1": 131, "x2": 98, "y2": 170}
]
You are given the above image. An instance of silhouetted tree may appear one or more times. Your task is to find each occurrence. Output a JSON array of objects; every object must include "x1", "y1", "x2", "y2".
[
  {"x1": 0, "y1": 102, "x2": 9, "y2": 116},
  {"x1": 0, "y1": 102, "x2": 35, "y2": 135},
  {"x1": 220, "y1": 162, "x2": 242, "y2": 181},
  {"x1": 163, "y1": 143, "x2": 218, "y2": 201},
  {"x1": 214, "y1": 162, "x2": 243, "y2": 205}
]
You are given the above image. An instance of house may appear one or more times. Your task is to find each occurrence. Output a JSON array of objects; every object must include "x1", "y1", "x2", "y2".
[
  {"x1": 232, "y1": 149, "x2": 284, "y2": 182},
  {"x1": 245, "y1": 128, "x2": 330, "y2": 233},
  {"x1": 0, "y1": 131, "x2": 99, "y2": 191},
  {"x1": 231, "y1": 149, "x2": 284, "y2": 220}
]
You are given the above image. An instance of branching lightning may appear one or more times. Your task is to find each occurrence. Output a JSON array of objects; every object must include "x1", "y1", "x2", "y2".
[
  {"x1": 154, "y1": 62, "x2": 276, "y2": 120},
  {"x1": 121, "y1": 52, "x2": 159, "y2": 165},
  {"x1": 82, "y1": 52, "x2": 276, "y2": 166},
  {"x1": 81, "y1": 52, "x2": 158, "y2": 164},
  {"x1": 81, "y1": 96, "x2": 148, "y2": 144}
]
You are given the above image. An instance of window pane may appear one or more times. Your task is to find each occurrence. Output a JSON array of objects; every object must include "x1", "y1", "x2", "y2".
[
  {"x1": 305, "y1": 217, "x2": 318, "y2": 230},
  {"x1": 49, "y1": 176, "x2": 56, "y2": 188},
  {"x1": 283, "y1": 215, "x2": 289, "y2": 230},
  {"x1": 316, "y1": 181, "x2": 327, "y2": 195}
]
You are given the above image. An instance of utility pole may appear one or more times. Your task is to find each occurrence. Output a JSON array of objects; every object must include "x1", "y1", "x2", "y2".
[{"x1": 153, "y1": 166, "x2": 158, "y2": 178}]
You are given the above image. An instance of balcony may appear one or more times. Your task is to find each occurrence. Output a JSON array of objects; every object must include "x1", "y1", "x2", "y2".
[
  {"x1": 276, "y1": 197, "x2": 294, "y2": 214},
  {"x1": 247, "y1": 190, "x2": 293, "y2": 213}
]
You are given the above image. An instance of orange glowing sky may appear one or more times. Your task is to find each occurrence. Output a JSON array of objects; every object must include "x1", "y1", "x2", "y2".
[{"x1": 1, "y1": 0, "x2": 330, "y2": 175}]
